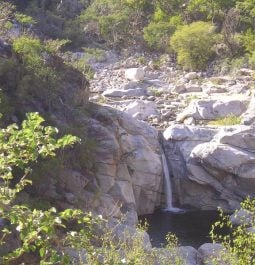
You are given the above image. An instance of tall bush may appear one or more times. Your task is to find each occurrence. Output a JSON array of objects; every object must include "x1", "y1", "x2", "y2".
[{"x1": 170, "y1": 21, "x2": 218, "y2": 70}]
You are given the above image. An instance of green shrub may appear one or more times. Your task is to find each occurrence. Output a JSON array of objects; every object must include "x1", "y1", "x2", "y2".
[
  {"x1": 153, "y1": 5, "x2": 169, "y2": 22},
  {"x1": 143, "y1": 21, "x2": 175, "y2": 51},
  {"x1": 44, "y1": 38, "x2": 71, "y2": 53},
  {"x1": 80, "y1": 0, "x2": 132, "y2": 46},
  {"x1": 0, "y1": 113, "x2": 84, "y2": 264},
  {"x1": 210, "y1": 197, "x2": 255, "y2": 265},
  {"x1": 240, "y1": 29, "x2": 255, "y2": 54},
  {"x1": 169, "y1": 15, "x2": 184, "y2": 28},
  {"x1": 208, "y1": 114, "x2": 242, "y2": 126},
  {"x1": 12, "y1": 35, "x2": 59, "y2": 101},
  {"x1": 170, "y1": 21, "x2": 218, "y2": 70},
  {"x1": 13, "y1": 35, "x2": 43, "y2": 58}
]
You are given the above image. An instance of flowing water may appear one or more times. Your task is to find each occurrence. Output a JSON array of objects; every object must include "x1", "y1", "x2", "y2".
[{"x1": 161, "y1": 153, "x2": 183, "y2": 213}]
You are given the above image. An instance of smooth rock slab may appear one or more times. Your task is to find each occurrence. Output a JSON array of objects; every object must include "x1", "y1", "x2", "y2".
[
  {"x1": 191, "y1": 142, "x2": 255, "y2": 179},
  {"x1": 102, "y1": 88, "x2": 147, "y2": 97}
]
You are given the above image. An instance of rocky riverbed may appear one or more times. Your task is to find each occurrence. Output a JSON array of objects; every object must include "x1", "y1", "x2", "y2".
[{"x1": 81, "y1": 51, "x2": 255, "y2": 264}]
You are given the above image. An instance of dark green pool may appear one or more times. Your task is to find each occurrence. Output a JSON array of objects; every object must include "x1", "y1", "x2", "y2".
[{"x1": 140, "y1": 210, "x2": 225, "y2": 248}]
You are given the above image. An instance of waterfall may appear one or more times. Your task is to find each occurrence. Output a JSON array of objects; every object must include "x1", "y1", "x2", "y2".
[{"x1": 161, "y1": 153, "x2": 183, "y2": 213}]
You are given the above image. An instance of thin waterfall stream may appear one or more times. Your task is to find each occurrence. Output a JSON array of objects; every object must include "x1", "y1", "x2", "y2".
[{"x1": 161, "y1": 153, "x2": 183, "y2": 213}]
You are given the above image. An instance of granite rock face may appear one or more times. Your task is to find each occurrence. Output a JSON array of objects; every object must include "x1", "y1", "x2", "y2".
[
  {"x1": 163, "y1": 124, "x2": 255, "y2": 211},
  {"x1": 86, "y1": 105, "x2": 163, "y2": 217}
]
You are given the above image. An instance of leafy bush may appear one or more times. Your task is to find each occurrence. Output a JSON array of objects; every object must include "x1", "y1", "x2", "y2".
[
  {"x1": 143, "y1": 22, "x2": 175, "y2": 51},
  {"x1": 0, "y1": 113, "x2": 84, "y2": 264},
  {"x1": 170, "y1": 21, "x2": 218, "y2": 70},
  {"x1": 12, "y1": 35, "x2": 59, "y2": 101},
  {"x1": 240, "y1": 29, "x2": 255, "y2": 54},
  {"x1": 210, "y1": 197, "x2": 255, "y2": 265},
  {"x1": 13, "y1": 35, "x2": 43, "y2": 58}
]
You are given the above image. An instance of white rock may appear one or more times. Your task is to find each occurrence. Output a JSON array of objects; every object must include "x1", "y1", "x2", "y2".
[
  {"x1": 125, "y1": 68, "x2": 145, "y2": 81},
  {"x1": 185, "y1": 72, "x2": 199, "y2": 80},
  {"x1": 124, "y1": 100, "x2": 158, "y2": 120}
]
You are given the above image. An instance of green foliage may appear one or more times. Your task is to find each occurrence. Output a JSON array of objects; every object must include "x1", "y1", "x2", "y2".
[
  {"x1": 143, "y1": 22, "x2": 175, "y2": 51},
  {"x1": 240, "y1": 29, "x2": 255, "y2": 55},
  {"x1": 153, "y1": 6, "x2": 169, "y2": 22},
  {"x1": 0, "y1": 1, "x2": 15, "y2": 35},
  {"x1": 170, "y1": 21, "x2": 218, "y2": 70},
  {"x1": 236, "y1": 0, "x2": 255, "y2": 28},
  {"x1": 155, "y1": 0, "x2": 185, "y2": 16},
  {"x1": 187, "y1": 0, "x2": 236, "y2": 21},
  {"x1": 137, "y1": 55, "x2": 146, "y2": 65},
  {"x1": 12, "y1": 35, "x2": 59, "y2": 101},
  {"x1": 208, "y1": 114, "x2": 242, "y2": 126},
  {"x1": 210, "y1": 197, "x2": 255, "y2": 265},
  {"x1": 15, "y1": 13, "x2": 36, "y2": 32},
  {"x1": 44, "y1": 39, "x2": 71, "y2": 53},
  {"x1": 13, "y1": 35, "x2": 43, "y2": 58},
  {"x1": 248, "y1": 51, "x2": 255, "y2": 69},
  {"x1": 0, "y1": 113, "x2": 85, "y2": 264},
  {"x1": 169, "y1": 15, "x2": 184, "y2": 28},
  {"x1": 80, "y1": 0, "x2": 132, "y2": 46}
]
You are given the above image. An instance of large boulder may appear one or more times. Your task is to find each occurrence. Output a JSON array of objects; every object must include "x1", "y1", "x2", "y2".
[
  {"x1": 87, "y1": 106, "x2": 163, "y2": 216},
  {"x1": 177, "y1": 98, "x2": 248, "y2": 122},
  {"x1": 125, "y1": 68, "x2": 145, "y2": 81},
  {"x1": 197, "y1": 243, "x2": 224, "y2": 265},
  {"x1": 163, "y1": 124, "x2": 255, "y2": 211},
  {"x1": 124, "y1": 100, "x2": 158, "y2": 120}
]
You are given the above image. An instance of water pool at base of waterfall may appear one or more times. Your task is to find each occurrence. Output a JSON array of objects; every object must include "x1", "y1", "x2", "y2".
[{"x1": 140, "y1": 210, "x2": 228, "y2": 249}]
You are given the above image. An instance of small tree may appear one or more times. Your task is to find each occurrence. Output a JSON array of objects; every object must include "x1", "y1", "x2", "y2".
[{"x1": 170, "y1": 21, "x2": 218, "y2": 70}]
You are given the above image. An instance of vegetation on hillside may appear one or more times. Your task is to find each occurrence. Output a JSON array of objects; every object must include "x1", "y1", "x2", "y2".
[{"x1": 1, "y1": 0, "x2": 255, "y2": 71}]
